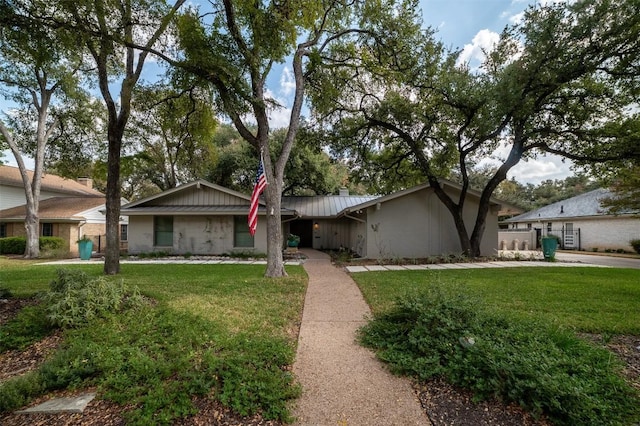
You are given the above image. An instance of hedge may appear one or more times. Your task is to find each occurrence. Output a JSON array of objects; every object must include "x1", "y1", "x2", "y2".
[{"x1": 0, "y1": 237, "x2": 66, "y2": 255}]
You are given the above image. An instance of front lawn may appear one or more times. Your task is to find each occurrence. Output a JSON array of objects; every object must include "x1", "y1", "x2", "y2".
[
  {"x1": 352, "y1": 267, "x2": 640, "y2": 425},
  {"x1": 0, "y1": 258, "x2": 307, "y2": 424},
  {"x1": 354, "y1": 267, "x2": 640, "y2": 334}
]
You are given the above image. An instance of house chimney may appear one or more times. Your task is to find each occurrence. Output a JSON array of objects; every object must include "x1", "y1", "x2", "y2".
[
  {"x1": 77, "y1": 177, "x2": 93, "y2": 188},
  {"x1": 339, "y1": 187, "x2": 349, "y2": 196},
  {"x1": 560, "y1": 205, "x2": 564, "y2": 214}
]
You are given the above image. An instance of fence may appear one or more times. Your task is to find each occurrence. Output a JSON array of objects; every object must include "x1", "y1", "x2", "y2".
[{"x1": 498, "y1": 227, "x2": 581, "y2": 251}]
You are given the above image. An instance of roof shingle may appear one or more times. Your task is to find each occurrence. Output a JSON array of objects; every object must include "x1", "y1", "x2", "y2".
[
  {"x1": 505, "y1": 188, "x2": 621, "y2": 222},
  {"x1": 0, "y1": 196, "x2": 106, "y2": 220},
  {"x1": 0, "y1": 165, "x2": 103, "y2": 196}
]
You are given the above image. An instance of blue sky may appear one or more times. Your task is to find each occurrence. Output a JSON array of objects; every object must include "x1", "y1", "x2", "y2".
[
  {"x1": 416, "y1": 0, "x2": 576, "y2": 184},
  {"x1": 3, "y1": 0, "x2": 575, "y2": 184},
  {"x1": 422, "y1": 0, "x2": 514, "y2": 49}
]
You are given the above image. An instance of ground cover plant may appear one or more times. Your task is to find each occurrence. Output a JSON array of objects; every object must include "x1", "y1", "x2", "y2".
[
  {"x1": 353, "y1": 268, "x2": 640, "y2": 425},
  {"x1": 0, "y1": 258, "x2": 307, "y2": 424}
]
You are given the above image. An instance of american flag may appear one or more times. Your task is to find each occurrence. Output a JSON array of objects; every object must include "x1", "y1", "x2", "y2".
[{"x1": 248, "y1": 157, "x2": 267, "y2": 236}]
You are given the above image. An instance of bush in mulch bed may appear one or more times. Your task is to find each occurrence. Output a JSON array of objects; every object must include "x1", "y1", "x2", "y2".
[{"x1": 359, "y1": 283, "x2": 640, "y2": 426}]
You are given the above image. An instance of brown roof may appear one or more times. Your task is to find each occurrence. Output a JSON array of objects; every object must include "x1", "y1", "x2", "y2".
[
  {"x1": 0, "y1": 196, "x2": 106, "y2": 221},
  {"x1": 0, "y1": 165, "x2": 103, "y2": 196}
]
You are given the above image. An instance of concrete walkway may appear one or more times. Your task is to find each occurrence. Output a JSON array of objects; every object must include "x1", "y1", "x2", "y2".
[{"x1": 292, "y1": 249, "x2": 429, "y2": 426}]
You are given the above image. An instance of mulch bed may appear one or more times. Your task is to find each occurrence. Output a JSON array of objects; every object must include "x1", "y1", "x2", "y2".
[{"x1": 1, "y1": 298, "x2": 639, "y2": 425}]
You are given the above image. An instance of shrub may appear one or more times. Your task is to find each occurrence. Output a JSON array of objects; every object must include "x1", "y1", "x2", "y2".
[
  {"x1": 41, "y1": 269, "x2": 144, "y2": 328},
  {"x1": 38, "y1": 343, "x2": 101, "y2": 389},
  {"x1": 203, "y1": 336, "x2": 300, "y2": 421},
  {"x1": 40, "y1": 237, "x2": 65, "y2": 251},
  {"x1": 359, "y1": 284, "x2": 640, "y2": 425},
  {"x1": 0, "y1": 236, "x2": 66, "y2": 255},
  {"x1": 40, "y1": 237, "x2": 69, "y2": 259},
  {"x1": 0, "y1": 372, "x2": 45, "y2": 413},
  {"x1": 630, "y1": 239, "x2": 640, "y2": 254},
  {"x1": 227, "y1": 250, "x2": 266, "y2": 259},
  {"x1": 0, "y1": 237, "x2": 26, "y2": 255}
]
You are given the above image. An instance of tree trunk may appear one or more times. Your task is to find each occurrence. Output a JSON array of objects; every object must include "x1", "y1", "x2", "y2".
[
  {"x1": 264, "y1": 183, "x2": 286, "y2": 277},
  {"x1": 429, "y1": 181, "x2": 473, "y2": 256},
  {"x1": 103, "y1": 126, "x2": 123, "y2": 275},
  {"x1": 0, "y1": 112, "x2": 46, "y2": 259},
  {"x1": 24, "y1": 206, "x2": 39, "y2": 258}
]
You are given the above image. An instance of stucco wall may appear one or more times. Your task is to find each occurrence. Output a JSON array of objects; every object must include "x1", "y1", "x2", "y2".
[
  {"x1": 365, "y1": 188, "x2": 499, "y2": 259},
  {"x1": 574, "y1": 217, "x2": 639, "y2": 251},
  {"x1": 127, "y1": 215, "x2": 267, "y2": 255},
  {"x1": 507, "y1": 216, "x2": 639, "y2": 252}
]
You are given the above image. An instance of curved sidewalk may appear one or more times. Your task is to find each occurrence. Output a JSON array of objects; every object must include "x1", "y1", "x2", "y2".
[{"x1": 292, "y1": 249, "x2": 429, "y2": 426}]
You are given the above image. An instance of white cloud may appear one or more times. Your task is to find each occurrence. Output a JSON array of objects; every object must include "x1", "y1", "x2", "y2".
[
  {"x1": 457, "y1": 29, "x2": 500, "y2": 66},
  {"x1": 279, "y1": 67, "x2": 296, "y2": 98},
  {"x1": 245, "y1": 88, "x2": 291, "y2": 129},
  {"x1": 507, "y1": 155, "x2": 573, "y2": 184},
  {"x1": 478, "y1": 143, "x2": 574, "y2": 185},
  {"x1": 508, "y1": 11, "x2": 525, "y2": 24}
]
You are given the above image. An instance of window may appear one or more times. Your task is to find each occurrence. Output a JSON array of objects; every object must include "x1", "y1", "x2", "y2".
[
  {"x1": 234, "y1": 216, "x2": 254, "y2": 248},
  {"x1": 120, "y1": 224, "x2": 128, "y2": 242},
  {"x1": 547, "y1": 222, "x2": 552, "y2": 234},
  {"x1": 154, "y1": 216, "x2": 173, "y2": 246},
  {"x1": 526, "y1": 223, "x2": 532, "y2": 230},
  {"x1": 0, "y1": 223, "x2": 6, "y2": 238},
  {"x1": 42, "y1": 223, "x2": 53, "y2": 237}
]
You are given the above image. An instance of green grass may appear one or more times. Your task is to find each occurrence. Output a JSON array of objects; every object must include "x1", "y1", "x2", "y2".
[
  {"x1": 353, "y1": 267, "x2": 640, "y2": 334},
  {"x1": 353, "y1": 267, "x2": 640, "y2": 425},
  {"x1": 0, "y1": 257, "x2": 307, "y2": 423}
]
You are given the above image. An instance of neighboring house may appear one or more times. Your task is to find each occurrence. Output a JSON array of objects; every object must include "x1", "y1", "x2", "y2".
[
  {"x1": 0, "y1": 165, "x2": 128, "y2": 256},
  {"x1": 501, "y1": 188, "x2": 640, "y2": 252},
  {"x1": 121, "y1": 179, "x2": 513, "y2": 259}
]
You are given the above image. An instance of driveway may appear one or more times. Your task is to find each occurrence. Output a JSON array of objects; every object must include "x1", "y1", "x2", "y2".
[{"x1": 555, "y1": 251, "x2": 640, "y2": 269}]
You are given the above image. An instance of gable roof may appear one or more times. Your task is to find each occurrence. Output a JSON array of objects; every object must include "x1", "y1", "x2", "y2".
[
  {"x1": 0, "y1": 196, "x2": 106, "y2": 222},
  {"x1": 121, "y1": 180, "x2": 299, "y2": 216},
  {"x1": 338, "y1": 180, "x2": 521, "y2": 216},
  {"x1": 122, "y1": 180, "x2": 252, "y2": 209},
  {"x1": 119, "y1": 179, "x2": 522, "y2": 219},
  {"x1": 504, "y1": 188, "x2": 623, "y2": 222},
  {"x1": 0, "y1": 165, "x2": 103, "y2": 196}
]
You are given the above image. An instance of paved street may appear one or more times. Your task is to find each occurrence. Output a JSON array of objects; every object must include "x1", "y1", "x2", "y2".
[{"x1": 555, "y1": 252, "x2": 640, "y2": 269}]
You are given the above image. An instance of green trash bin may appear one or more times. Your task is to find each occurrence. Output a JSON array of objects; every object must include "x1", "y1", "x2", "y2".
[
  {"x1": 541, "y1": 237, "x2": 558, "y2": 261},
  {"x1": 78, "y1": 240, "x2": 93, "y2": 260}
]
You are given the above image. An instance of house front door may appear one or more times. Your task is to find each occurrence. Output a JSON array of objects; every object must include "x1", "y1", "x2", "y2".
[{"x1": 289, "y1": 219, "x2": 313, "y2": 248}]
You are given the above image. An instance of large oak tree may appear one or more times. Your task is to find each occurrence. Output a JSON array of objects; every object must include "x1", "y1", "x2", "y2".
[
  {"x1": 309, "y1": 0, "x2": 640, "y2": 257},
  {"x1": 147, "y1": 0, "x2": 412, "y2": 276}
]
